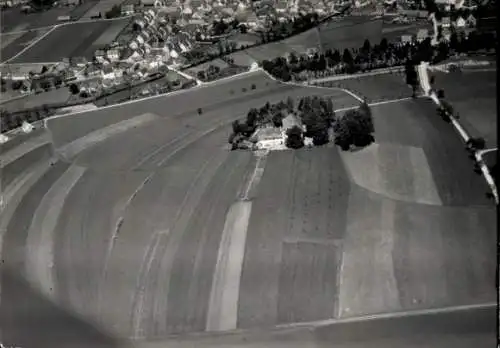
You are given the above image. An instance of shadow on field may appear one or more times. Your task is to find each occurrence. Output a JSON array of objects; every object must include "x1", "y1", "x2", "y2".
[{"x1": 0, "y1": 269, "x2": 128, "y2": 348}]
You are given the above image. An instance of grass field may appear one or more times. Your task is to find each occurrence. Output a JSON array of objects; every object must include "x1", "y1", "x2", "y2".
[
  {"x1": 315, "y1": 71, "x2": 413, "y2": 102},
  {"x1": 318, "y1": 16, "x2": 383, "y2": 52},
  {"x1": 80, "y1": 0, "x2": 127, "y2": 19},
  {"x1": 430, "y1": 69, "x2": 497, "y2": 147},
  {"x1": 0, "y1": 3, "x2": 99, "y2": 32},
  {"x1": 1, "y1": 29, "x2": 51, "y2": 63},
  {"x1": 9, "y1": 18, "x2": 131, "y2": 63}
]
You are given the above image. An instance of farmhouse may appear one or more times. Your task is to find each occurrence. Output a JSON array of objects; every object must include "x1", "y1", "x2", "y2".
[{"x1": 253, "y1": 127, "x2": 284, "y2": 150}]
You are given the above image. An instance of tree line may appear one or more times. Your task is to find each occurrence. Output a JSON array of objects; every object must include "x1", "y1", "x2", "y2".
[{"x1": 262, "y1": 30, "x2": 496, "y2": 82}]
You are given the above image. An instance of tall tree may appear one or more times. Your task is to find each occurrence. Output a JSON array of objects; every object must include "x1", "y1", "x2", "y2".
[
  {"x1": 285, "y1": 126, "x2": 304, "y2": 149},
  {"x1": 342, "y1": 49, "x2": 353, "y2": 65},
  {"x1": 379, "y1": 38, "x2": 388, "y2": 53},
  {"x1": 362, "y1": 39, "x2": 371, "y2": 53}
]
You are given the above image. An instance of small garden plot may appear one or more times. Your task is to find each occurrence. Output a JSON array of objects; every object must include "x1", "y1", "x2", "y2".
[
  {"x1": 245, "y1": 42, "x2": 289, "y2": 61},
  {"x1": 226, "y1": 51, "x2": 256, "y2": 67},
  {"x1": 165, "y1": 70, "x2": 189, "y2": 84},
  {"x1": 228, "y1": 32, "x2": 260, "y2": 48},
  {"x1": 184, "y1": 58, "x2": 229, "y2": 75}
]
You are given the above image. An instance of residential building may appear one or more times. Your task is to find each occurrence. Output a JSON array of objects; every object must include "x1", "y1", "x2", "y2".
[
  {"x1": 401, "y1": 34, "x2": 413, "y2": 44},
  {"x1": 121, "y1": 4, "x2": 135, "y2": 15},
  {"x1": 416, "y1": 28, "x2": 429, "y2": 41},
  {"x1": 253, "y1": 127, "x2": 284, "y2": 150},
  {"x1": 441, "y1": 17, "x2": 451, "y2": 28}
]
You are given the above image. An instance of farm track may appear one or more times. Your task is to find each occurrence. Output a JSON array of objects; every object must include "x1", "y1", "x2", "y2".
[{"x1": 0, "y1": 71, "x2": 496, "y2": 347}]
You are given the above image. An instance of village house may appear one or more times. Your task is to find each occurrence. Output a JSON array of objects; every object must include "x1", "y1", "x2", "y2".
[
  {"x1": 416, "y1": 28, "x2": 429, "y2": 42},
  {"x1": 121, "y1": 4, "x2": 135, "y2": 15}
]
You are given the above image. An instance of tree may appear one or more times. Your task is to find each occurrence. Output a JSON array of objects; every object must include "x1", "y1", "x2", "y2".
[
  {"x1": 449, "y1": 32, "x2": 459, "y2": 51},
  {"x1": 358, "y1": 101, "x2": 374, "y2": 134},
  {"x1": 272, "y1": 112, "x2": 284, "y2": 128},
  {"x1": 342, "y1": 49, "x2": 353, "y2": 66},
  {"x1": 333, "y1": 103, "x2": 375, "y2": 150},
  {"x1": 362, "y1": 39, "x2": 371, "y2": 53},
  {"x1": 333, "y1": 116, "x2": 352, "y2": 151},
  {"x1": 105, "y1": 5, "x2": 121, "y2": 19},
  {"x1": 285, "y1": 126, "x2": 304, "y2": 149},
  {"x1": 379, "y1": 38, "x2": 388, "y2": 53},
  {"x1": 69, "y1": 83, "x2": 79, "y2": 95},
  {"x1": 246, "y1": 108, "x2": 258, "y2": 127},
  {"x1": 197, "y1": 71, "x2": 206, "y2": 80},
  {"x1": 286, "y1": 96, "x2": 294, "y2": 112},
  {"x1": 288, "y1": 52, "x2": 298, "y2": 65},
  {"x1": 232, "y1": 120, "x2": 242, "y2": 134}
]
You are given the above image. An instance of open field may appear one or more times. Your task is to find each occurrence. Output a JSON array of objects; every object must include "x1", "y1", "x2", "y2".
[
  {"x1": 80, "y1": 0, "x2": 127, "y2": 19},
  {"x1": 0, "y1": 71, "x2": 495, "y2": 346},
  {"x1": 430, "y1": 69, "x2": 497, "y2": 147},
  {"x1": 315, "y1": 71, "x2": 412, "y2": 102},
  {"x1": 0, "y1": 3, "x2": 98, "y2": 33},
  {"x1": 318, "y1": 16, "x2": 383, "y2": 52},
  {"x1": 0, "y1": 87, "x2": 71, "y2": 113},
  {"x1": 0, "y1": 28, "x2": 51, "y2": 63},
  {"x1": 8, "y1": 18, "x2": 130, "y2": 63}
]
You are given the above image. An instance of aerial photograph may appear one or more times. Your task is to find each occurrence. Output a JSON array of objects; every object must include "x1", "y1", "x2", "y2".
[{"x1": 0, "y1": 0, "x2": 497, "y2": 347}]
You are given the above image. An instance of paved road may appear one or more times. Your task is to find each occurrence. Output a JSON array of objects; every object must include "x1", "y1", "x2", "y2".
[{"x1": 0, "y1": 71, "x2": 496, "y2": 347}]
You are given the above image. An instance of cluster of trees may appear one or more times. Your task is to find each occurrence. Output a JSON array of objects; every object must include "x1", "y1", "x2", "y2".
[
  {"x1": 333, "y1": 102, "x2": 375, "y2": 150},
  {"x1": 262, "y1": 37, "x2": 417, "y2": 81},
  {"x1": 263, "y1": 29, "x2": 496, "y2": 81},
  {"x1": 296, "y1": 95, "x2": 335, "y2": 146},
  {"x1": 105, "y1": 5, "x2": 121, "y2": 19},
  {"x1": 211, "y1": 18, "x2": 241, "y2": 36},
  {"x1": 228, "y1": 98, "x2": 295, "y2": 149},
  {"x1": 259, "y1": 13, "x2": 321, "y2": 44},
  {"x1": 227, "y1": 94, "x2": 374, "y2": 152}
]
